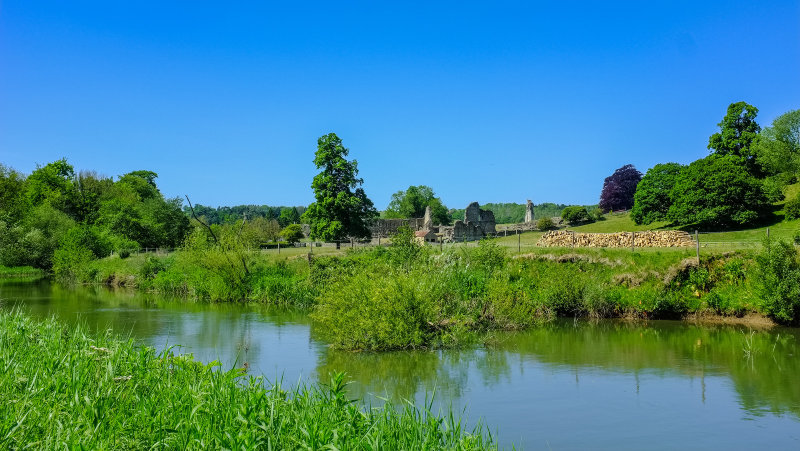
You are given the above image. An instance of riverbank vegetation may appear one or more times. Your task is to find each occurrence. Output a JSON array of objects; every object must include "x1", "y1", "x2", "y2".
[
  {"x1": 64, "y1": 225, "x2": 799, "y2": 350},
  {"x1": 0, "y1": 310, "x2": 494, "y2": 449}
]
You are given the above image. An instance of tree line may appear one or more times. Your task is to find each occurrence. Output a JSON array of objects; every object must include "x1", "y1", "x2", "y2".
[
  {"x1": 0, "y1": 160, "x2": 191, "y2": 270},
  {"x1": 595, "y1": 103, "x2": 800, "y2": 229}
]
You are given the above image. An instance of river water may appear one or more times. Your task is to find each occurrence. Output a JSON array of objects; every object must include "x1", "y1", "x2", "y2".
[{"x1": 2, "y1": 279, "x2": 799, "y2": 449}]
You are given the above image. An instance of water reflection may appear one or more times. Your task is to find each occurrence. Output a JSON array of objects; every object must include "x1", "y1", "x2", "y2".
[{"x1": 2, "y1": 281, "x2": 799, "y2": 448}]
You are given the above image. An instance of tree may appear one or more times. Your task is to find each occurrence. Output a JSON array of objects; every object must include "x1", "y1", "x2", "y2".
[
  {"x1": 302, "y1": 133, "x2": 378, "y2": 241},
  {"x1": 630, "y1": 163, "x2": 683, "y2": 225},
  {"x1": 278, "y1": 207, "x2": 301, "y2": 227},
  {"x1": 667, "y1": 155, "x2": 767, "y2": 228},
  {"x1": 708, "y1": 102, "x2": 761, "y2": 172},
  {"x1": 561, "y1": 206, "x2": 590, "y2": 224},
  {"x1": 280, "y1": 224, "x2": 305, "y2": 244},
  {"x1": 25, "y1": 158, "x2": 77, "y2": 216},
  {"x1": 598, "y1": 164, "x2": 642, "y2": 212},
  {"x1": 756, "y1": 109, "x2": 800, "y2": 177},
  {"x1": 0, "y1": 164, "x2": 29, "y2": 224},
  {"x1": 385, "y1": 185, "x2": 451, "y2": 225}
]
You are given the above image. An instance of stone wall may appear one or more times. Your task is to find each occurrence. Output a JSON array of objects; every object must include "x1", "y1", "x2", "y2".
[
  {"x1": 537, "y1": 230, "x2": 695, "y2": 248},
  {"x1": 441, "y1": 202, "x2": 497, "y2": 242},
  {"x1": 369, "y1": 218, "x2": 425, "y2": 237}
]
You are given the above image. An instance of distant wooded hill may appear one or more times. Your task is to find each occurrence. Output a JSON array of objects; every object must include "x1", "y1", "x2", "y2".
[{"x1": 184, "y1": 204, "x2": 306, "y2": 225}]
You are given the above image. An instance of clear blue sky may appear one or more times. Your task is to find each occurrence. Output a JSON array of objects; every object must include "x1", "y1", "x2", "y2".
[{"x1": 2, "y1": 1, "x2": 799, "y2": 209}]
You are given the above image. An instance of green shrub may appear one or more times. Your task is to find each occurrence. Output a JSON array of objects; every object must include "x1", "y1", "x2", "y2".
[
  {"x1": 786, "y1": 194, "x2": 800, "y2": 220},
  {"x1": 470, "y1": 239, "x2": 506, "y2": 274},
  {"x1": 140, "y1": 256, "x2": 167, "y2": 280},
  {"x1": 119, "y1": 249, "x2": 131, "y2": 259},
  {"x1": 311, "y1": 269, "x2": 438, "y2": 350},
  {"x1": 754, "y1": 236, "x2": 800, "y2": 323},
  {"x1": 389, "y1": 225, "x2": 423, "y2": 266},
  {"x1": 561, "y1": 206, "x2": 590, "y2": 224},
  {"x1": 280, "y1": 224, "x2": 305, "y2": 244},
  {"x1": 536, "y1": 217, "x2": 555, "y2": 230}
]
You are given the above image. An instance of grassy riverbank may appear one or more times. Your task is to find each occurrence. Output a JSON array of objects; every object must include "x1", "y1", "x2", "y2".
[
  {"x1": 0, "y1": 311, "x2": 495, "y2": 449},
  {"x1": 65, "y1": 232, "x2": 800, "y2": 351},
  {"x1": 0, "y1": 265, "x2": 45, "y2": 278}
]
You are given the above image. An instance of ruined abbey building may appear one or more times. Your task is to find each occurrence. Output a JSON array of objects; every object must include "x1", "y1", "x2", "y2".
[{"x1": 369, "y1": 202, "x2": 497, "y2": 243}]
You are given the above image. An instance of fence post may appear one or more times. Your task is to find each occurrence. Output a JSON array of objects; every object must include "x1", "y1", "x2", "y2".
[
  {"x1": 767, "y1": 227, "x2": 770, "y2": 238},
  {"x1": 378, "y1": 236, "x2": 381, "y2": 246},
  {"x1": 631, "y1": 231, "x2": 635, "y2": 252},
  {"x1": 571, "y1": 231, "x2": 575, "y2": 249},
  {"x1": 695, "y1": 230, "x2": 700, "y2": 265},
  {"x1": 278, "y1": 242, "x2": 280, "y2": 254},
  {"x1": 440, "y1": 236, "x2": 443, "y2": 252}
]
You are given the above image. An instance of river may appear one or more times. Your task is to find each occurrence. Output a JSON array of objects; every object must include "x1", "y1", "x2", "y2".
[{"x1": 1, "y1": 279, "x2": 798, "y2": 449}]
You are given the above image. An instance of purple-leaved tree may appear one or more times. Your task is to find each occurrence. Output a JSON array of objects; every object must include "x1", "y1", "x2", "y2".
[{"x1": 599, "y1": 164, "x2": 642, "y2": 212}]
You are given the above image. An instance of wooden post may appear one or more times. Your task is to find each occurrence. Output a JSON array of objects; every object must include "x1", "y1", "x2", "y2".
[
  {"x1": 277, "y1": 242, "x2": 280, "y2": 254},
  {"x1": 440, "y1": 237, "x2": 443, "y2": 252},
  {"x1": 767, "y1": 227, "x2": 770, "y2": 238},
  {"x1": 378, "y1": 235, "x2": 381, "y2": 246},
  {"x1": 517, "y1": 229, "x2": 521, "y2": 253},
  {"x1": 351, "y1": 238, "x2": 354, "y2": 249},
  {"x1": 572, "y1": 231, "x2": 575, "y2": 249},
  {"x1": 695, "y1": 230, "x2": 700, "y2": 265},
  {"x1": 336, "y1": 241, "x2": 340, "y2": 250},
  {"x1": 631, "y1": 231, "x2": 635, "y2": 252}
]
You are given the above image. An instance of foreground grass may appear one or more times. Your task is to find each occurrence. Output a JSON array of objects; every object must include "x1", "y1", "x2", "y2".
[{"x1": 0, "y1": 311, "x2": 495, "y2": 449}]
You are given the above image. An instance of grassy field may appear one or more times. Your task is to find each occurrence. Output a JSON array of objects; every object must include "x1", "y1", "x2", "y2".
[
  {"x1": 491, "y1": 211, "x2": 800, "y2": 252},
  {"x1": 0, "y1": 310, "x2": 496, "y2": 449}
]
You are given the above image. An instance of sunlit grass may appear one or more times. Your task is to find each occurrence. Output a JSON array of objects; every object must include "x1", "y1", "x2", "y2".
[{"x1": 0, "y1": 310, "x2": 496, "y2": 449}]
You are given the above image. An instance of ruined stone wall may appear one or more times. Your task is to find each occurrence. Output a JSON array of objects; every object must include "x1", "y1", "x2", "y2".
[
  {"x1": 370, "y1": 218, "x2": 425, "y2": 237},
  {"x1": 537, "y1": 230, "x2": 695, "y2": 248}
]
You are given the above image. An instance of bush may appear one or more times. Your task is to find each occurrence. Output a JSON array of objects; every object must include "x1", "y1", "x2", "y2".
[
  {"x1": 785, "y1": 194, "x2": 800, "y2": 220},
  {"x1": 280, "y1": 224, "x2": 305, "y2": 244},
  {"x1": 470, "y1": 239, "x2": 506, "y2": 274},
  {"x1": 119, "y1": 249, "x2": 131, "y2": 259},
  {"x1": 389, "y1": 225, "x2": 422, "y2": 265},
  {"x1": 536, "y1": 217, "x2": 555, "y2": 230},
  {"x1": 754, "y1": 237, "x2": 800, "y2": 323},
  {"x1": 561, "y1": 206, "x2": 590, "y2": 224}
]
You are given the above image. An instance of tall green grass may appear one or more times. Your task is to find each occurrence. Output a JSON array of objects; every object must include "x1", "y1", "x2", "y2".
[
  {"x1": 0, "y1": 311, "x2": 495, "y2": 449},
  {"x1": 0, "y1": 265, "x2": 45, "y2": 278}
]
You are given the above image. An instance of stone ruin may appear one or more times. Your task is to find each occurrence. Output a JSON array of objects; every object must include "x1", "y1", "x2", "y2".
[
  {"x1": 369, "y1": 202, "x2": 497, "y2": 243},
  {"x1": 440, "y1": 202, "x2": 496, "y2": 242},
  {"x1": 524, "y1": 200, "x2": 534, "y2": 223}
]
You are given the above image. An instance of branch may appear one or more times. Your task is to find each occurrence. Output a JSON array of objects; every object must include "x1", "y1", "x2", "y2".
[{"x1": 185, "y1": 195, "x2": 219, "y2": 244}]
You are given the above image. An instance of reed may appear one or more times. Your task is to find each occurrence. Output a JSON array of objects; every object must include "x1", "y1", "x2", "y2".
[{"x1": 0, "y1": 311, "x2": 495, "y2": 449}]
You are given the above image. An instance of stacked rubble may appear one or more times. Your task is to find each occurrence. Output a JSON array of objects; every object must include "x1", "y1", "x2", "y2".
[{"x1": 537, "y1": 230, "x2": 695, "y2": 248}]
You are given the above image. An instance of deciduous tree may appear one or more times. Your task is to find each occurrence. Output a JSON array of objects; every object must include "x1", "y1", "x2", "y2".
[
  {"x1": 598, "y1": 164, "x2": 642, "y2": 212},
  {"x1": 630, "y1": 163, "x2": 683, "y2": 225},
  {"x1": 385, "y1": 185, "x2": 450, "y2": 225}
]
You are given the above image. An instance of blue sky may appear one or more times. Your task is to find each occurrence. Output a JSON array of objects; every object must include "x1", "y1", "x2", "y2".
[{"x1": 1, "y1": 1, "x2": 799, "y2": 209}]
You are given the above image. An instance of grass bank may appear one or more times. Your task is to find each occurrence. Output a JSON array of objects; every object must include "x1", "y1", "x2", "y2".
[
  {"x1": 0, "y1": 265, "x2": 45, "y2": 278},
  {"x1": 69, "y1": 233, "x2": 800, "y2": 351},
  {"x1": 0, "y1": 310, "x2": 495, "y2": 449}
]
